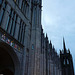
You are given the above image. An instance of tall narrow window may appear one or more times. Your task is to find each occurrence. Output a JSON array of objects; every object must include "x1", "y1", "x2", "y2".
[
  {"x1": 11, "y1": 13, "x2": 16, "y2": 36},
  {"x1": 64, "y1": 59, "x2": 65, "y2": 65},
  {"x1": 5, "y1": 9, "x2": 11, "y2": 30},
  {"x1": 0, "y1": 2, "x2": 6, "y2": 26},
  {"x1": 26, "y1": 5, "x2": 29, "y2": 17},
  {"x1": 10, "y1": 11, "x2": 14, "y2": 34},
  {"x1": 21, "y1": 0, "x2": 28, "y2": 16},
  {"x1": 24, "y1": 3, "x2": 27, "y2": 15},
  {"x1": 5, "y1": 15, "x2": 10, "y2": 30},
  {"x1": 9, "y1": 17, "x2": 13, "y2": 33},
  {"x1": 7, "y1": 9, "x2": 12, "y2": 31},
  {"x1": 21, "y1": 0, "x2": 23, "y2": 11},
  {"x1": 67, "y1": 59, "x2": 69, "y2": 65},
  {"x1": 0, "y1": 9, "x2": 4, "y2": 25},
  {"x1": 13, "y1": 15, "x2": 18, "y2": 37},
  {"x1": 22, "y1": 24, "x2": 26, "y2": 44},
  {"x1": 21, "y1": 23, "x2": 26, "y2": 44},
  {"x1": 21, "y1": 23, "x2": 24, "y2": 44},
  {"x1": 18, "y1": 20, "x2": 22, "y2": 42},
  {"x1": 20, "y1": 22, "x2": 23, "y2": 43},
  {"x1": 7, "y1": 9, "x2": 14, "y2": 34},
  {"x1": 23, "y1": 2, "x2": 26, "y2": 14}
]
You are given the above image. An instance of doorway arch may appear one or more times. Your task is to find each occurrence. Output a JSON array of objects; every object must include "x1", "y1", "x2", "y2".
[{"x1": 0, "y1": 41, "x2": 21, "y2": 75}]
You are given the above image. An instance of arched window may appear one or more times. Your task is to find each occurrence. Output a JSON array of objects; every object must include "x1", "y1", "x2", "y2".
[
  {"x1": 67, "y1": 59, "x2": 69, "y2": 65},
  {"x1": 64, "y1": 59, "x2": 65, "y2": 65}
]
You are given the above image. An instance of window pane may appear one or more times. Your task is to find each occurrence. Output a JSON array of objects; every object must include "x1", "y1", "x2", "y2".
[
  {"x1": 0, "y1": 2, "x2": 6, "y2": 26},
  {"x1": 5, "y1": 15, "x2": 10, "y2": 30},
  {"x1": 20, "y1": 22, "x2": 23, "y2": 43},
  {"x1": 9, "y1": 19, "x2": 13, "y2": 33},
  {"x1": 13, "y1": 15, "x2": 18, "y2": 36},
  {"x1": 22, "y1": 25, "x2": 25, "y2": 44},
  {"x1": 10, "y1": 10, "x2": 14, "y2": 34},
  {"x1": 7, "y1": 9, "x2": 12, "y2": 31},
  {"x1": 18, "y1": 20, "x2": 21, "y2": 41},
  {"x1": 11, "y1": 14, "x2": 16, "y2": 36},
  {"x1": 0, "y1": 10, "x2": 4, "y2": 25},
  {"x1": 67, "y1": 59, "x2": 69, "y2": 64}
]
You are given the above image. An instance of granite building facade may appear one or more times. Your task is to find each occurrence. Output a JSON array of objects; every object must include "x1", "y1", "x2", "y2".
[
  {"x1": 41, "y1": 27, "x2": 62, "y2": 75},
  {"x1": 0, "y1": 0, "x2": 74, "y2": 75},
  {"x1": 0, "y1": 0, "x2": 41, "y2": 75},
  {"x1": 0, "y1": 0, "x2": 32, "y2": 75}
]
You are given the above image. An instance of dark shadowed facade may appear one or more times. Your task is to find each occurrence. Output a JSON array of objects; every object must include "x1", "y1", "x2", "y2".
[
  {"x1": 0, "y1": 0, "x2": 74, "y2": 75},
  {"x1": 60, "y1": 38, "x2": 74, "y2": 75}
]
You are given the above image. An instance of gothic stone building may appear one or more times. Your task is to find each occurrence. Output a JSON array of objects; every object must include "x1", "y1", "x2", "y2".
[
  {"x1": 0, "y1": 0, "x2": 74, "y2": 75},
  {"x1": 0, "y1": 0, "x2": 41, "y2": 75},
  {"x1": 60, "y1": 38, "x2": 74, "y2": 75},
  {"x1": 41, "y1": 27, "x2": 62, "y2": 75}
]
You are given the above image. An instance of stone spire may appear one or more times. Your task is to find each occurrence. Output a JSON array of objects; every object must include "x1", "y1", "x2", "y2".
[
  {"x1": 46, "y1": 33, "x2": 48, "y2": 39},
  {"x1": 63, "y1": 38, "x2": 66, "y2": 53},
  {"x1": 50, "y1": 40, "x2": 52, "y2": 49}
]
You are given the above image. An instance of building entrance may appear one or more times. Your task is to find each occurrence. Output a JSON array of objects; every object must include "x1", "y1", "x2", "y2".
[{"x1": 0, "y1": 47, "x2": 15, "y2": 75}]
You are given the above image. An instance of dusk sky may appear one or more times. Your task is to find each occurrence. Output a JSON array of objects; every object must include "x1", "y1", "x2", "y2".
[{"x1": 42, "y1": 0, "x2": 75, "y2": 71}]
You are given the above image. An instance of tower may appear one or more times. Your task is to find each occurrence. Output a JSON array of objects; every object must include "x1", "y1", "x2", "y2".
[
  {"x1": 60, "y1": 38, "x2": 74, "y2": 75},
  {"x1": 28, "y1": 0, "x2": 42, "y2": 75}
]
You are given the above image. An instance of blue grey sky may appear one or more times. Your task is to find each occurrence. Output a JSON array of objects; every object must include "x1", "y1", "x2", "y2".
[{"x1": 42, "y1": 0, "x2": 75, "y2": 71}]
